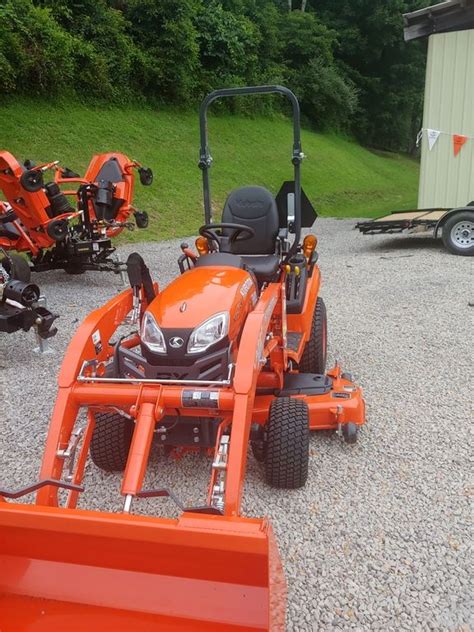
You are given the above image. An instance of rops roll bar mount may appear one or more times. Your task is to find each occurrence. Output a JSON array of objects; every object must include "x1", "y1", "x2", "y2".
[{"x1": 198, "y1": 85, "x2": 304, "y2": 255}]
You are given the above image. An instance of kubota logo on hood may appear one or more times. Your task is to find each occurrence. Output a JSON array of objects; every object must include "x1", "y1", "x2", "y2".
[{"x1": 169, "y1": 336, "x2": 184, "y2": 349}]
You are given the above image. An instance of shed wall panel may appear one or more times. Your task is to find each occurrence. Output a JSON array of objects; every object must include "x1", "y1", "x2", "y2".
[{"x1": 418, "y1": 29, "x2": 474, "y2": 208}]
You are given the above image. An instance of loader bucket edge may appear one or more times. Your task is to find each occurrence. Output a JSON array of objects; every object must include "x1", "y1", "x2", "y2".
[{"x1": 0, "y1": 502, "x2": 285, "y2": 631}]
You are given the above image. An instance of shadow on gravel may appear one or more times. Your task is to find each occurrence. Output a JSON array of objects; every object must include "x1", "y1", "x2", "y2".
[{"x1": 357, "y1": 235, "x2": 445, "y2": 255}]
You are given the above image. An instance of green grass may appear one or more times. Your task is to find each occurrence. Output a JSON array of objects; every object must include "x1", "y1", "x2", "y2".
[{"x1": 0, "y1": 99, "x2": 419, "y2": 242}]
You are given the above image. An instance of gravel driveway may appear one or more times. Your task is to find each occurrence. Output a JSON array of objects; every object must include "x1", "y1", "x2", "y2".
[{"x1": 0, "y1": 219, "x2": 472, "y2": 631}]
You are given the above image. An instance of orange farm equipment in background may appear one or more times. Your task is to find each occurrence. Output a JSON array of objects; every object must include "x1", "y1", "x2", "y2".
[
  {"x1": 0, "y1": 247, "x2": 57, "y2": 344},
  {"x1": 0, "y1": 151, "x2": 152, "y2": 275},
  {"x1": 0, "y1": 87, "x2": 365, "y2": 631}
]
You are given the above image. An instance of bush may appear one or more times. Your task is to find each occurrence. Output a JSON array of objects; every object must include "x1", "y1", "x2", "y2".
[{"x1": 0, "y1": 0, "x2": 76, "y2": 95}]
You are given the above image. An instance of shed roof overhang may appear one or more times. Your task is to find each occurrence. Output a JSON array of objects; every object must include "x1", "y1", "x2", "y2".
[{"x1": 403, "y1": 0, "x2": 474, "y2": 41}]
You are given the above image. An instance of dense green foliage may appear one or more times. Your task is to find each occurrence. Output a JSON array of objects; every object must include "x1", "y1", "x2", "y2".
[
  {"x1": 0, "y1": 0, "x2": 429, "y2": 151},
  {"x1": 0, "y1": 99, "x2": 419, "y2": 239}
]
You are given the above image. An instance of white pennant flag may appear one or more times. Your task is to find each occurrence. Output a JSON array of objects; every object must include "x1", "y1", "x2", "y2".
[
  {"x1": 427, "y1": 128, "x2": 441, "y2": 151},
  {"x1": 416, "y1": 129, "x2": 423, "y2": 147}
]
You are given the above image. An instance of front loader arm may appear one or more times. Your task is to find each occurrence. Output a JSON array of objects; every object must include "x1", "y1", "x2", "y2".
[
  {"x1": 224, "y1": 282, "x2": 282, "y2": 517},
  {"x1": 38, "y1": 288, "x2": 136, "y2": 505}
]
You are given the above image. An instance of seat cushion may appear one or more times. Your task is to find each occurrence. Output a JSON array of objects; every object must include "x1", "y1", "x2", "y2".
[
  {"x1": 242, "y1": 255, "x2": 280, "y2": 284},
  {"x1": 222, "y1": 186, "x2": 279, "y2": 255},
  {"x1": 194, "y1": 253, "x2": 243, "y2": 269}
]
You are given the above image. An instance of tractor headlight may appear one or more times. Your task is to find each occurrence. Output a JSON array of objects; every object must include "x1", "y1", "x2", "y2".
[
  {"x1": 141, "y1": 311, "x2": 166, "y2": 354},
  {"x1": 187, "y1": 312, "x2": 229, "y2": 354}
]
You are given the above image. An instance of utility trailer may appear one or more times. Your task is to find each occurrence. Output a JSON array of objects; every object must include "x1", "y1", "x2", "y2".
[
  {"x1": 356, "y1": 206, "x2": 474, "y2": 256},
  {"x1": 359, "y1": 2, "x2": 474, "y2": 257}
]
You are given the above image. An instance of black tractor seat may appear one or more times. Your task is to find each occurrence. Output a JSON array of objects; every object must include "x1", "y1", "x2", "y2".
[
  {"x1": 242, "y1": 255, "x2": 280, "y2": 284},
  {"x1": 222, "y1": 186, "x2": 279, "y2": 255},
  {"x1": 195, "y1": 186, "x2": 282, "y2": 285},
  {"x1": 221, "y1": 185, "x2": 282, "y2": 285}
]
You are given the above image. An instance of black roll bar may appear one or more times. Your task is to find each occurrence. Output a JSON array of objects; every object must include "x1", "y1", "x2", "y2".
[{"x1": 198, "y1": 85, "x2": 304, "y2": 254}]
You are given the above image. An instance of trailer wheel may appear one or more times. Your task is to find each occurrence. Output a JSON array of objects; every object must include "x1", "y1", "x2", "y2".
[
  {"x1": 5, "y1": 254, "x2": 31, "y2": 283},
  {"x1": 90, "y1": 412, "x2": 134, "y2": 472},
  {"x1": 265, "y1": 398, "x2": 309, "y2": 489},
  {"x1": 299, "y1": 297, "x2": 327, "y2": 374},
  {"x1": 442, "y1": 211, "x2": 474, "y2": 256}
]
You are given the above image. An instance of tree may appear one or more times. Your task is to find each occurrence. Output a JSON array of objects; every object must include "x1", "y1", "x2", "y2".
[
  {"x1": 307, "y1": 0, "x2": 429, "y2": 150},
  {"x1": 278, "y1": 11, "x2": 358, "y2": 129}
]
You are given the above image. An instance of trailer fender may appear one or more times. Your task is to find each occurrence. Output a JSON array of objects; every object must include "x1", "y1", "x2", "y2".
[{"x1": 434, "y1": 206, "x2": 474, "y2": 238}]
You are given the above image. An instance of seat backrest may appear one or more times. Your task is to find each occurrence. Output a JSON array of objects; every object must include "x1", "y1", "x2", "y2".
[{"x1": 222, "y1": 186, "x2": 279, "y2": 255}]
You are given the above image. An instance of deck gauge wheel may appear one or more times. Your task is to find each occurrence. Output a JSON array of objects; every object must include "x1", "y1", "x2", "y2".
[
  {"x1": 20, "y1": 169, "x2": 44, "y2": 193},
  {"x1": 342, "y1": 422, "x2": 358, "y2": 445}
]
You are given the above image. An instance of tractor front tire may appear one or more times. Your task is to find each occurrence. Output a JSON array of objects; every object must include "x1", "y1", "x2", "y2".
[
  {"x1": 265, "y1": 397, "x2": 309, "y2": 489},
  {"x1": 299, "y1": 297, "x2": 327, "y2": 374},
  {"x1": 90, "y1": 412, "x2": 134, "y2": 472}
]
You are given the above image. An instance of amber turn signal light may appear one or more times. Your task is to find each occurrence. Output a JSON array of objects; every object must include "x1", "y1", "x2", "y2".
[
  {"x1": 303, "y1": 234, "x2": 317, "y2": 259},
  {"x1": 195, "y1": 236, "x2": 210, "y2": 255}
]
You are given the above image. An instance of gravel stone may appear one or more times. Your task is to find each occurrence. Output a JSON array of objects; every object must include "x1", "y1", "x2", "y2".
[{"x1": 0, "y1": 219, "x2": 472, "y2": 630}]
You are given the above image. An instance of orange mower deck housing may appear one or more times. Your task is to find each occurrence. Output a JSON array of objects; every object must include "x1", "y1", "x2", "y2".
[{"x1": 0, "y1": 151, "x2": 152, "y2": 273}]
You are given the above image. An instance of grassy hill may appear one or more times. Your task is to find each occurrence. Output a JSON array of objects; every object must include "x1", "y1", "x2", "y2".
[{"x1": 0, "y1": 99, "x2": 419, "y2": 242}]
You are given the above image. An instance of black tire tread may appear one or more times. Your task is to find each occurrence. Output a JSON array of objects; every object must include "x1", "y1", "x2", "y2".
[
  {"x1": 90, "y1": 412, "x2": 134, "y2": 472},
  {"x1": 265, "y1": 397, "x2": 309, "y2": 489},
  {"x1": 8, "y1": 254, "x2": 31, "y2": 283},
  {"x1": 299, "y1": 297, "x2": 327, "y2": 374}
]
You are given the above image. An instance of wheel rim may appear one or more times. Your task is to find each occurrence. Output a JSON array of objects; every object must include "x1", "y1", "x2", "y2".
[{"x1": 450, "y1": 220, "x2": 474, "y2": 249}]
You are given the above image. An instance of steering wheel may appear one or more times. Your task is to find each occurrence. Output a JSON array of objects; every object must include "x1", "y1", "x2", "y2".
[{"x1": 199, "y1": 223, "x2": 255, "y2": 253}]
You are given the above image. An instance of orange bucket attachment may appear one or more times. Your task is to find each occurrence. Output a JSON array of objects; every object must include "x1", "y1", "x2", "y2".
[{"x1": 0, "y1": 502, "x2": 285, "y2": 631}]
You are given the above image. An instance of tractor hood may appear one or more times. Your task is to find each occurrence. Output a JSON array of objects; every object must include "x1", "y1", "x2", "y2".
[
  {"x1": 148, "y1": 266, "x2": 255, "y2": 330},
  {"x1": 141, "y1": 265, "x2": 257, "y2": 366}
]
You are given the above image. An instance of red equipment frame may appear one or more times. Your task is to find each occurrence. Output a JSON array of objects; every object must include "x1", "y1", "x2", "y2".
[{"x1": 54, "y1": 152, "x2": 148, "y2": 238}]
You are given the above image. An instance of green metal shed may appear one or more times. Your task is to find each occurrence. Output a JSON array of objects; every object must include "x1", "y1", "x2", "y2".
[{"x1": 404, "y1": 0, "x2": 474, "y2": 208}]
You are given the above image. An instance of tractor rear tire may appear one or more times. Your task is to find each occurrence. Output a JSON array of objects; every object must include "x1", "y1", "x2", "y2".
[
  {"x1": 299, "y1": 297, "x2": 327, "y2": 374},
  {"x1": 90, "y1": 412, "x2": 134, "y2": 472},
  {"x1": 265, "y1": 397, "x2": 309, "y2": 489},
  {"x1": 6, "y1": 254, "x2": 31, "y2": 283}
]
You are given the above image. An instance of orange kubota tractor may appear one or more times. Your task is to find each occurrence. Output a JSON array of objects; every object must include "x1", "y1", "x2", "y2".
[
  {"x1": 0, "y1": 87, "x2": 365, "y2": 631},
  {"x1": 0, "y1": 151, "x2": 152, "y2": 274}
]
